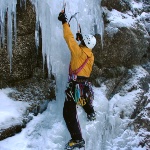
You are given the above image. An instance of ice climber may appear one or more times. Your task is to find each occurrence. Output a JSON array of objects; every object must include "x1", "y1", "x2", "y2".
[{"x1": 58, "y1": 10, "x2": 97, "y2": 150}]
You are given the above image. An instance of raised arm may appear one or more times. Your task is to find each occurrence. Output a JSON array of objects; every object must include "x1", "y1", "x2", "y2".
[{"x1": 63, "y1": 23, "x2": 82, "y2": 57}]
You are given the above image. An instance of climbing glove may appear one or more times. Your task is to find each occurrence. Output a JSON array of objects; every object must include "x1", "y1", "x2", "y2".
[
  {"x1": 76, "y1": 33, "x2": 83, "y2": 41},
  {"x1": 58, "y1": 12, "x2": 67, "y2": 24}
]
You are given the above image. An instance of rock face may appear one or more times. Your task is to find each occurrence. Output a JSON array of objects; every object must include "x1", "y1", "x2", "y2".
[
  {"x1": 93, "y1": 27, "x2": 148, "y2": 68},
  {"x1": 0, "y1": 0, "x2": 55, "y2": 111},
  {"x1": 90, "y1": 1, "x2": 150, "y2": 148},
  {"x1": 91, "y1": 0, "x2": 149, "y2": 80},
  {"x1": 101, "y1": 0, "x2": 130, "y2": 12},
  {"x1": 0, "y1": 0, "x2": 37, "y2": 88},
  {"x1": 0, "y1": 124, "x2": 25, "y2": 141}
]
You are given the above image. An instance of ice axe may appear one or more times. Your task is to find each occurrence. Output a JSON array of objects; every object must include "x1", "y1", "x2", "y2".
[
  {"x1": 68, "y1": 12, "x2": 79, "y2": 25},
  {"x1": 68, "y1": 12, "x2": 82, "y2": 34},
  {"x1": 61, "y1": 1, "x2": 66, "y2": 13}
]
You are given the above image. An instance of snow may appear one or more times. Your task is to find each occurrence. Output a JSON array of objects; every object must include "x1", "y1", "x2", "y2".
[
  {"x1": 103, "y1": 7, "x2": 138, "y2": 37},
  {"x1": 140, "y1": 12, "x2": 150, "y2": 33},
  {"x1": 107, "y1": 9, "x2": 136, "y2": 28},
  {"x1": 103, "y1": 0, "x2": 149, "y2": 37},
  {"x1": 0, "y1": 88, "x2": 29, "y2": 130},
  {"x1": 0, "y1": 87, "x2": 107, "y2": 150},
  {"x1": 131, "y1": 1, "x2": 143, "y2": 9},
  {"x1": 146, "y1": 102, "x2": 150, "y2": 108},
  {"x1": 0, "y1": 66, "x2": 149, "y2": 150}
]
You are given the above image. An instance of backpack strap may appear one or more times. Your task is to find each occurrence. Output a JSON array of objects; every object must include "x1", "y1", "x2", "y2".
[{"x1": 69, "y1": 57, "x2": 89, "y2": 75}]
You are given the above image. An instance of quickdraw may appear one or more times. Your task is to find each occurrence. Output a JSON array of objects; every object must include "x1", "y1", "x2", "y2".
[
  {"x1": 65, "y1": 81, "x2": 94, "y2": 106},
  {"x1": 75, "y1": 84, "x2": 80, "y2": 103}
]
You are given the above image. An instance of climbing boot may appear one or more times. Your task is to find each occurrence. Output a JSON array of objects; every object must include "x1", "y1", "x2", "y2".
[
  {"x1": 87, "y1": 112, "x2": 96, "y2": 121},
  {"x1": 65, "y1": 139, "x2": 85, "y2": 150}
]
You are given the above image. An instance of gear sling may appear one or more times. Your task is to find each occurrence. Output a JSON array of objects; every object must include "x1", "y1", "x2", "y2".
[{"x1": 67, "y1": 57, "x2": 94, "y2": 106}]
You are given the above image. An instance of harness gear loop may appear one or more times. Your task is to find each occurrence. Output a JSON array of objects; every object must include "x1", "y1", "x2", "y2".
[{"x1": 66, "y1": 57, "x2": 93, "y2": 106}]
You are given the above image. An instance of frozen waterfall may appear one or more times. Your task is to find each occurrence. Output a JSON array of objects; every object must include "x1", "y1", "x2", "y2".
[
  {"x1": 0, "y1": 0, "x2": 105, "y2": 148},
  {"x1": 29, "y1": 0, "x2": 104, "y2": 108},
  {"x1": 0, "y1": 1, "x2": 148, "y2": 150},
  {"x1": 0, "y1": 0, "x2": 104, "y2": 130},
  {"x1": 0, "y1": 0, "x2": 104, "y2": 102}
]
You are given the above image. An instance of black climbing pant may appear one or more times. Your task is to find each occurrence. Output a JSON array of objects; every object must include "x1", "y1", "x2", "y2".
[{"x1": 63, "y1": 80, "x2": 94, "y2": 140}]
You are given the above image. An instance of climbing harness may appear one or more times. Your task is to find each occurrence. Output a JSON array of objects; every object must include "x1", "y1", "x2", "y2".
[{"x1": 65, "y1": 57, "x2": 94, "y2": 106}]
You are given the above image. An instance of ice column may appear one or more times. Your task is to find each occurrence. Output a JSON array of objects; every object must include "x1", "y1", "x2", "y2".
[
  {"x1": 30, "y1": 0, "x2": 70, "y2": 112},
  {"x1": 0, "y1": 0, "x2": 17, "y2": 72}
]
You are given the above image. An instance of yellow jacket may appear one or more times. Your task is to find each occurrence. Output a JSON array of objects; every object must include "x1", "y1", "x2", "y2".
[{"x1": 63, "y1": 23, "x2": 94, "y2": 77}]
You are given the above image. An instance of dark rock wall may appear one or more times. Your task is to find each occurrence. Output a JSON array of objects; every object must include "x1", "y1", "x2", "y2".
[
  {"x1": 93, "y1": 27, "x2": 148, "y2": 68},
  {"x1": 91, "y1": 0, "x2": 149, "y2": 81},
  {"x1": 101, "y1": 0, "x2": 131, "y2": 12},
  {"x1": 0, "y1": 0, "x2": 38, "y2": 88}
]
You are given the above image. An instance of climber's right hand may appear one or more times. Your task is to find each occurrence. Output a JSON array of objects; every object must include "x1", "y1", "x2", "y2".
[{"x1": 58, "y1": 12, "x2": 67, "y2": 24}]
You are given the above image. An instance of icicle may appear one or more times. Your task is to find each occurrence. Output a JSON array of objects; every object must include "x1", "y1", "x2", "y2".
[
  {"x1": 20, "y1": 0, "x2": 26, "y2": 9},
  {"x1": 24, "y1": 0, "x2": 27, "y2": 9},
  {"x1": 94, "y1": 19, "x2": 98, "y2": 34},
  {"x1": 93, "y1": 0, "x2": 104, "y2": 48},
  {"x1": 0, "y1": 16, "x2": 2, "y2": 48},
  {"x1": 0, "y1": 3, "x2": 6, "y2": 48},
  {"x1": 7, "y1": 4, "x2": 13, "y2": 72},
  {"x1": 30, "y1": 0, "x2": 40, "y2": 53},
  {"x1": 35, "y1": 20, "x2": 39, "y2": 50},
  {"x1": 1, "y1": 13, "x2": 5, "y2": 47},
  {"x1": 0, "y1": 0, "x2": 17, "y2": 72},
  {"x1": 99, "y1": 0, "x2": 105, "y2": 48},
  {"x1": 20, "y1": 0, "x2": 22, "y2": 7},
  {"x1": 13, "y1": 2, "x2": 17, "y2": 45}
]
